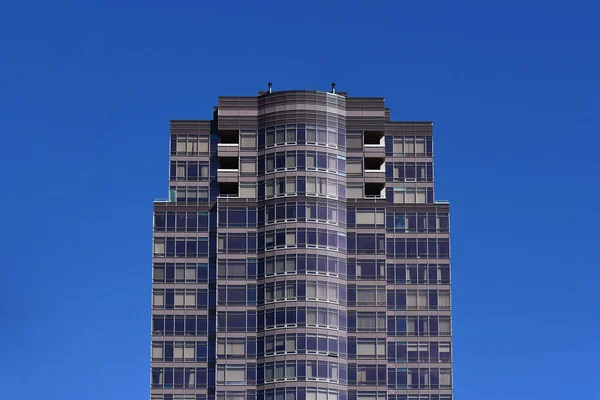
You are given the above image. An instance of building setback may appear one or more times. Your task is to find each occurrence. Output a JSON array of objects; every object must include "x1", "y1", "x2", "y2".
[{"x1": 151, "y1": 86, "x2": 453, "y2": 400}]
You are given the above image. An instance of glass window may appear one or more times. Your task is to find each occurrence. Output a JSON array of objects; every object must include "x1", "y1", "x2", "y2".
[{"x1": 240, "y1": 159, "x2": 256, "y2": 174}]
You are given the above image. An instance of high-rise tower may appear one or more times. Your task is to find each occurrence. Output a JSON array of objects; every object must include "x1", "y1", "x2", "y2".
[{"x1": 151, "y1": 87, "x2": 453, "y2": 400}]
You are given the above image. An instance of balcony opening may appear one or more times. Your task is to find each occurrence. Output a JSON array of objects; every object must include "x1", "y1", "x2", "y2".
[
  {"x1": 364, "y1": 130, "x2": 384, "y2": 146},
  {"x1": 365, "y1": 182, "x2": 385, "y2": 197},
  {"x1": 219, "y1": 182, "x2": 238, "y2": 197},
  {"x1": 219, "y1": 130, "x2": 239, "y2": 144},
  {"x1": 219, "y1": 156, "x2": 238, "y2": 170},
  {"x1": 364, "y1": 157, "x2": 385, "y2": 171}
]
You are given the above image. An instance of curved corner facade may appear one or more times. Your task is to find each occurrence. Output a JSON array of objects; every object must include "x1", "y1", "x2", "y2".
[{"x1": 151, "y1": 90, "x2": 453, "y2": 400}]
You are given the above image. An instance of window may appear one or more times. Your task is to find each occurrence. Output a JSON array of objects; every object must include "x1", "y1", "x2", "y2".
[
  {"x1": 217, "y1": 339, "x2": 246, "y2": 357},
  {"x1": 239, "y1": 183, "x2": 256, "y2": 198},
  {"x1": 286, "y1": 179, "x2": 296, "y2": 195},
  {"x1": 346, "y1": 134, "x2": 363, "y2": 150},
  {"x1": 353, "y1": 286, "x2": 385, "y2": 306},
  {"x1": 347, "y1": 185, "x2": 363, "y2": 199},
  {"x1": 217, "y1": 365, "x2": 246, "y2": 385},
  {"x1": 286, "y1": 154, "x2": 296, "y2": 168},
  {"x1": 346, "y1": 159, "x2": 363, "y2": 175},
  {"x1": 240, "y1": 158, "x2": 256, "y2": 174},
  {"x1": 355, "y1": 209, "x2": 385, "y2": 226},
  {"x1": 240, "y1": 134, "x2": 256, "y2": 148},
  {"x1": 286, "y1": 127, "x2": 297, "y2": 143},
  {"x1": 152, "y1": 344, "x2": 163, "y2": 360},
  {"x1": 153, "y1": 238, "x2": 165, "y2": 256},
  {"x1": 356, "y1": 340, "x2": 386, "y2": 358}
]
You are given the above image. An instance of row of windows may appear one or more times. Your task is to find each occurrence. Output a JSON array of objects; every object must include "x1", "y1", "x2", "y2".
[
  {"x1": 260, "y1": 201, "x2": 346, "y2": 227},
  {"x1": 386, "y1": 136, "x2": 433, "y2": 157},
  {"x1": 153, "y1": 208, "x2": 449, "y2": 233},
  {"x1": 219, "y1": 389, "x2": 348, "y2": 400},
  {"x1": 170, "y1": 135, "x2": 210, "y2": 155},
  {"x1": 170, "y1": 161, "x2": 210, "y2": 181},
  {"x1": 150, "y1": 368, "x2": 451, "y2": 392},
  {"x1": 256, "y1": 389, "x2": 452, "y2": 400},
  {"x1": 260, "y1": 176, "x2": 346, "y2": 200},
  {"x1": 259, "y1": 124, "x2": 345, "y2": 149},
  {"x1": 258, "y1": 360, "x2": 347, "y2": 383},
  {"x1": 346, "y1": 208, "x2": 385, "y2": 227},
  {"x1": 386, "y1": 212, "x2": 449, "y2": 233},
  {"x1": 387, "y1": 264, "x2": 451, "y2": 284},
  {"x1": 223, "y1": 255, "x2": 346, "y2": 279},
  {"x1": 166, "y1": 182, "x2": 435, "y2": 202},
  {"x1": 151, "y1": 395, "x2": 208, "y2": 400},
  {"x1": 149, "y1": 392, "x2": 453, "y2": 400},
  {"x1": 257, "y1": 281, "x2": 345, "y2": 305},
  {"x1": 347, "y1": 312, "x2": 387, "y2": 332},
  {"x1": 169, "y1": 185, "x2": 209, "y2": 202},
  {"x1": 154, "y1": 212, "x2": 210, "y2": 232},
  {"x1": 260, "y1": 333, "x2": 346, "y2": 357},
  {"x1": 150, "y1": 260, "x2": 450, "y2": 284},
  {"x1": 388, "y1": 341, "x2": 451, "y2": 363},
  {"x1": 216, "y1": 364, "x2": 256, "y2": 385},
  {"x1": 153, "y1": 211, "x2": 449, "y2": 234},
  {"x1": 151, "y1": 287, "x2": 450, "y2": 311},
  {"x1": 387, "y1": 290, "x2": 451, "y2": 311},
  {"x1": 152, "y1": 368, "x2": 452, "y2": 389},
  {"x1": 153, "y1": 237, "x2": 209, "y2": 258},
  {"x1": 217, "y1": 258, "x2": 257, "y2": 279},
  {"x1": 151, "y1": 367, "x2": 208, "y2": 388},
  {"x1": 152, "y1": 263, "x2": 209, "y2": 283},
  {"x1": 388, "y1": 368, "x2": 452, "y2": 389},
  {"x1": 256, "y1": 151, "x2": 346, "y2": 176},
  {"x1": 218, "y1": 285, "x2": 256, "y2": 305},
  {"x1": 260, "y1": 228, "x2": 345, "y2": 251},
  {"x1": 387, "y1": 316, "x2": 452, "y2": 337},
  {"x1": 153, "y1": 289, "x2": 209, "y2": 309},
  {"x1": 217, "y1": 207, "x2": 258, "y2": 227},
  {"x1": 387, "y1": 396, "x2": 452, "y2": 400},
  {"x1": 151, "y1": 314, "x2": 451, "y2": 337},
  {"x1": 386, "y1": 162, "x2": 434, "y2": 182},
  {"x1": 152, "y1": 363, "x2": 461, "y2": 388},
  {"x1": 151, "y1": 341, "x2": 211, "y2": 362},
  {"x1": 348, "y1": 364, "x2": 387, "y2": 386},
  {"x1": 347, "y1": 260, "x2": 386, "y2": 280},
  {"x1": 149, "y1": 339, "x2": 452, "y2": 363},
  {"x1": 258, "y1": 388, "x2": 347, "y2": 400},
  {"x1": 259, "y1": 255, "x2": 345, "y2": 278},
  {"x1": 152, "y1": 315, "x2": 209, "y2": 336},
  {"x1": 386, "y1": 187, "x2": 434, "y2": 204},
  {"x1": 347, "y1": 234, "x2": 386, "y2": 254},
  {"x1": 199, "y1": 365, "x2": 454, "y2": 389},
  {"x1": 348, "y1": 339, "x2": 386, "y2": 359},
  {"x1": 168, "y1": 132, "x2": 435, "y2": 158},
  {"x1": 347, "y1": 285, "x2": 386, "y2": 306},
  {"x1": 220, "y1": 203, "x2": 400, "y2": 229},
  {"x1": 221, "y1": 310, "x2": 386, "y2": 333},
  {"x1": 256, "y1": 307, "x2": 347, "y2": 331},
  {"x1": 216, "y1": 311, "x2": 258, "y2": 332},
  {"x1": 217, "y1": 229, "x2": 349, "y2": 253},
  {"x1": 216, "y1": 233, "x2": 257, "y2": 253},
  {"x1": 387, "y1": 238, "x2": 450, "y2": 259},
  {"x1": 216, "y1": 334, "x2": 347, "y2": 359}
]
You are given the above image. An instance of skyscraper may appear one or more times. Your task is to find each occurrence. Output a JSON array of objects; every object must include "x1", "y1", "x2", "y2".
[{"x1": 151, "y1": 86, "x2": 453, "y2": 400}]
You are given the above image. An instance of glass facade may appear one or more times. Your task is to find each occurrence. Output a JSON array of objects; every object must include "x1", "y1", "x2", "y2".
[{"x1": 151, "y1": 90, "x2": 452, "y2": 400}]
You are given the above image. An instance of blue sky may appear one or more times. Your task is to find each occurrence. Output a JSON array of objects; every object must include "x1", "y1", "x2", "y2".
[{"x1": 1, "y1": 0, "x2": 599, "y2": 398}]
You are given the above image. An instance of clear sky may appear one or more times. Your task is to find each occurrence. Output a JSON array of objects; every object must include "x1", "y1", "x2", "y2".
[{"x1": 1, "y1": 1, "x2": 599, "y2": 399}]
